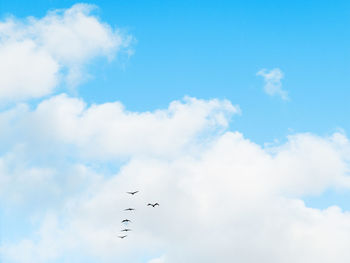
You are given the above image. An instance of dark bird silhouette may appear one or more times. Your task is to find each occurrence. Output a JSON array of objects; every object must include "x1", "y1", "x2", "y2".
[
  {"x1": 121, "y1": 229, "x2": 132, "y2": 232},
  {"x1": 124, "y1": 208, "x2": 135, "y2": 211},
  {"x1": 118, "y1": 235, "x2": 127, "y2": 239},
  {"x1": 127, "y1": 191, "x2": 139, "y2": 195},
  {"x1": 121, "y1": 219, "x2": 131, "y2": 223},
  {"x1": 147, "y1": 203, "x2": 159, "y2": 207}
]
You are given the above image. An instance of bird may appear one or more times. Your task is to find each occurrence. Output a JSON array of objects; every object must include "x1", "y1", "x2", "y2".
[
  {"x1": 147, "y1": 203, "x2": 159, "y2": 207},
  {"x1": 121, "y1": 219, "x2": 131, "y2": 223},
  {"x1": 121, "y1": 229, "x2": 132, "y2": 232},
  {"x1": 127, "y1": 191, "x2": 139, "y2": 195},
  {"x1": 124, "y1": 208, "x2": 136, "y2": 211},
  {"x1": 118, "y1": 235, "x2": 127, "y2": 239}
]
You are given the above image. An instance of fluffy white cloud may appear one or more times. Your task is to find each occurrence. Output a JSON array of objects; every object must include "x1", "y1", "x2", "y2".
[
  {"x1": 1, "y1": 5, "x2": 350, "y2": 263},
  {"x1": 1, "y1": 95, "x2": 350, "y2": 263},
  {"x1": 0, "y1": 149, "x2": 101, "y2": 208},
  {"x1": 0, "y1": 4, "x2": 131, "y2": 102},
  {"x1": 0, "y1": 40, "x2": 59, "y2": 101},
  {"x1": 0, "y1": 94, "x2": 240, "y2": 159},
  {"x1": 257, "y1": 68, "x2": 288, "y2": 100}
]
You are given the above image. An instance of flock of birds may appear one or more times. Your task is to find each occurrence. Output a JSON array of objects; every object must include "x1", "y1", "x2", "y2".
[{"x1": 118, "y1": 190, "x2": 159, "y2": 239}]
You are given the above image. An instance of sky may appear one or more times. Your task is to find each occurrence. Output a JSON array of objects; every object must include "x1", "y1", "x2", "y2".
[{"x1": 0, "y1": 1, "x2": 350, "y2": 263}]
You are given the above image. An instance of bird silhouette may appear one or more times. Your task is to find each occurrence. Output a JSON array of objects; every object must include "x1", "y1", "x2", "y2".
[
  {"x1": 147, "y1": 203, "x2": 159, "y2": 207},
  {"x1": 121, "y1": 229, "x2": 132, "y2": 232},
  {"x1": 124, "y1": 208, "x2": 135, "y2": 211},
  {"x1": 121, "y1": 219, "x2": 131, "y2": 223},
  {"x1": 118, "y1": 235, "x2": 127, "y2": 239},
  {"x1": 127, "y1": 191, "x2": 139, "y2": 195}
]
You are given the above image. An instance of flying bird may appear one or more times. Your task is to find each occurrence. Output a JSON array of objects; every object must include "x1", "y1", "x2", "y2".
[
  {"x1": 118, "y1": 235, "x2": 127, "y2": 239},
  {"x1": 121, "y1": 229, "x2": 132, "y2": 232},
  {"x1": 147, "y1": 203, "x2": 159, "y2": 207},
  {"x1": 127, "y1": 191, "x2": 139, "y2": 195},
  {"x1": 121, "y1": 219, "x2": 131, "y2": 223},
  {"x1": 124, "y1": 208, "x2": 136, "y2": 211}
]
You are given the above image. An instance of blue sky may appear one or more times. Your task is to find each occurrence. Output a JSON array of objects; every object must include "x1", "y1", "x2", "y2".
[
  {"x1": 2, "y1": 0, "x2": 350, "y2": 144},
  {"x1": 1, "y1": 1, "x2": 350, "y2": 263}
]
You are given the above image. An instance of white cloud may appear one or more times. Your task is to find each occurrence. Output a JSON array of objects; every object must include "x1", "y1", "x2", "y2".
[
  {"x1": 1, "y1": 5, "x2": 350, "y2": 263},
  {"x1": 0, "y1": 40, "x2": 59, "y2": 101},
  {"x1": 1, "y1": 95, "x2": 350, "y2": 263},
  {"x1": 257, "y1": 68, "x2": 288, "y2": 100},
  {"x1": 0, "y1": 94, "x2": 240, "y2": 159},
  {"x1": 0, "y1": 149, "x2": 102, "y2": 208},
  {"x1": 0, "y1": 4, "x2": 132, "y2": 102},
  {"x1": 148, "y1": 256, "x2": 166, "y2": 263}
]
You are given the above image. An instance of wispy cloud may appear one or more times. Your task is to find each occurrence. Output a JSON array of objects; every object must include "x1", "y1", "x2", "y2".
[{"x1": 257, "y1": 68, "x2": 288, "y2": 100}]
